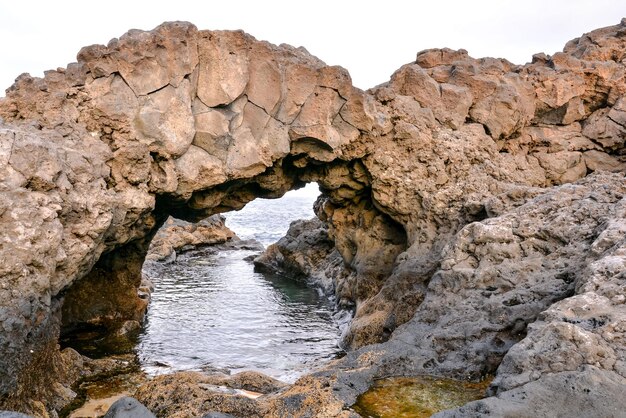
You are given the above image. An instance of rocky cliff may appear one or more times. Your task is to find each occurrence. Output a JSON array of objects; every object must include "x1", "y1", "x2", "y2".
[{"x1": 0, "y1": 19, "x2": 625, "y2": 417}]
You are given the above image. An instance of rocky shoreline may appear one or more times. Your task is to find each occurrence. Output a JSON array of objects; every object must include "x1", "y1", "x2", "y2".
[{"x1": 0, "y1": 17, "x2": 625, "y2": 418}]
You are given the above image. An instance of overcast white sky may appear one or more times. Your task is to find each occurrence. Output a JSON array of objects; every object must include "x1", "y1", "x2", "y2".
[{"x1": 1, "y1": 1, "x2": 625, "y2": 95}]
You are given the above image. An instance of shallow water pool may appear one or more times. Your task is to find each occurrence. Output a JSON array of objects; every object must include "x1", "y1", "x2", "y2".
[{"x1": 353, "y1": 375, "x2": 491, "y2": 417}]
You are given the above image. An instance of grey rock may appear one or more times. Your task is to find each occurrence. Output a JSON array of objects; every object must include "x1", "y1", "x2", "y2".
[
  {"x1": 103, "y1": 397, "x2": 155, "y2": 418},
  {"x1": 434, "y1": 366, "x2": 626, "y2": 418},
  {"x1": 219, "y1": 237, "x2": 265, "y2": 252},
  {"x1": 366, "y1": 174, "x2": 622, "y2": 379},
  {"x1": 254, "y1": 217, "x2": 349, "y2": 295}
]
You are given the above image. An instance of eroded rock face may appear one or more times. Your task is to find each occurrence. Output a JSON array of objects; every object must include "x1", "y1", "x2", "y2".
[
  {"x1": 134, "y1": 371, "x2": 287, "y2": 418},
  {"x1": 255, "y1": 172, "x2": 626, "y2": 418},
  {"x1": 253, "y1": 217, "x2": 348, "y2": 295},
  {"x1": 0, "y1": 18, "x2": 625, "y2": 417},
  {"x1": 369, "y1": 172, "x2": 626, "y2": 378},
  {"x1": 146, "y1": 214, "x2": 235, "y2": 261}
]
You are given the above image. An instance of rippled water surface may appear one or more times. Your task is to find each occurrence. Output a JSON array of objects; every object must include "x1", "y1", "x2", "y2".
[
  {"x1": 224, "y1": 183, "x2": 321, "y2": 246},
  {"x1": 138, "y1": 184, "x2": 341, "y2": 381}
]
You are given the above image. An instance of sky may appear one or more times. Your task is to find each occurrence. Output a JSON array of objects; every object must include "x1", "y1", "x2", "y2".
[{"x1": 1, "y1": 1, "x2": 625, "y2": 95}]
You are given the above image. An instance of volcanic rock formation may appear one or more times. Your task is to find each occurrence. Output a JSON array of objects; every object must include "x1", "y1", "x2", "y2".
[
  {"x1": 0, "y1": 18, "x2": 625, "y2": 417},
  {"x1": 146, "y1": 214, "x2": 235, "y2": 261}
]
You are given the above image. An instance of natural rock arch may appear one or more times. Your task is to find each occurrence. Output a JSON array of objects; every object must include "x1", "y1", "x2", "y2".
[
  {"x1": 0, "y1": 22, "x2": 406, "y2": 406},
  {"x1": 1, "y1": 19, "x2": 625, "y2": 415}
]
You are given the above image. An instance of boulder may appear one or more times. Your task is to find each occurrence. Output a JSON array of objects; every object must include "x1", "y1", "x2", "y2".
[
  {"x1": 146, "y1": 215, "x2": 235, "y2": 261},
  {"x1": 103, "y1": 397, "x2": 155, "y2": 418}
]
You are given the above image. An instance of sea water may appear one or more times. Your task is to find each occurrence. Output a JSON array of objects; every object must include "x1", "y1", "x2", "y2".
[{"x1": 137, "y1": 183, "x2": 342, "y2": 382}]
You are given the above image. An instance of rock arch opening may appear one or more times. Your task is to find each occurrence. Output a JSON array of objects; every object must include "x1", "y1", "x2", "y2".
[
  {"x1": 131, "y1": 182, "x2": 348, "y2": 379},
  {"x1": 56, "y1": 158, "x2": 409, "y2": 364},
  {"x1": 224, "y1": 181, "x2": 320, "y2": 246}
]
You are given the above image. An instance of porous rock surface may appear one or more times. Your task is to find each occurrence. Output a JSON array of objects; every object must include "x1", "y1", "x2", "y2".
[
  {"x1": 133, "y1": 371, "x2": 286, "y2": 418},
  {"x1": 146, "y1": 214, "x2": 235, "y2": 261},
  {"x1": 0, "y1": 18, "x2": 625, "y2": 417},
  {"x1": 253, "y1": 217, "x2": 351, "y2": 297}
]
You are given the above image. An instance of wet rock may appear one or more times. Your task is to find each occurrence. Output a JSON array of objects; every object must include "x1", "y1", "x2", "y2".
[
  {"x1": 64, "y1": 355, "x2": 148, "y2": 418},
  {"x1": 103, "y1": 397, "x2": 155, "y2": 418},
  {"x1": 208, "y1": 371, "x2": 287, "y2": 394},
  {"x1": 49, "y1": 382, "x2": 76, "y2": 412},
  {"x1": 60, "y1": 236, "x2": 156, "y2": 342},
  {"x1": 134, "y1": 371, "x2": 267, "y2": 418},
  {"x1": 218, "y1": 237, "x2": 265, "y2": 252}
]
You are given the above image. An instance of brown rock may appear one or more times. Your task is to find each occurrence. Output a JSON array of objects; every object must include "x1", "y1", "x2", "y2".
[
  {"x1": 416, "y1": 48, "x2": 469, "y2": 68},
  {"x1": 582, "y1": 106, "x2": 626, "y2": 150},
  {"x1": 197, "y1": 31, "x2": 250, "y2": 107},
  {"x1": 134, "y1": 81, "x2": 195, "y2": 158},
  {"x1": 583, "y1": 149, "x2": 626, "y2": 172},
  {"x1": 134, "y1": 371, "x2": 268, "y2": 418},
  {"x1": 113, "y1": 22, "x2": 199, "y2": 96},
  {"x1": 146, "y1": 215, "x2": 235, "y2": 261}
]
